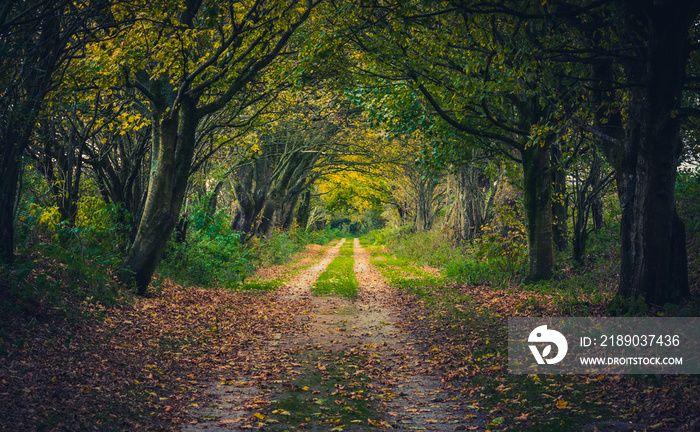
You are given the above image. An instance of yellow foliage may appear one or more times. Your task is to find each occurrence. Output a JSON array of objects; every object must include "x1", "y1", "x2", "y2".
[{"x1": 29, "y1": 204, "x2": 61, "y2": 232}]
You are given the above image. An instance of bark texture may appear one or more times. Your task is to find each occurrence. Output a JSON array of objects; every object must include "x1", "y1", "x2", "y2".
[
  {"x1": 521, "y1": 142, "x2": 555, "y2": 281},
  {"x1": 444, "y1": 163, "x2": 496, "y2": 242},
  {"x1": 612, "y1": 1, "x2": 694, "y2": 304}
]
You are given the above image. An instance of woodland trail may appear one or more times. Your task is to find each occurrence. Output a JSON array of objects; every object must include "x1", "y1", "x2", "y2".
[{"x1": 183, "y1": 238, "x2": 481, "y2": 431}]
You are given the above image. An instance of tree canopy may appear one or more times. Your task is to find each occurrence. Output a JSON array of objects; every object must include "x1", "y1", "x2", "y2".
[{"x1": 2, "y1": 0, "x2": 699, "y2": 304}]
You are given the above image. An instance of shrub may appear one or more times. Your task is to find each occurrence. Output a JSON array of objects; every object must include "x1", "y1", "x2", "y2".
[
  {"x1": 161, "y1": 229, "x2": 253, "y2": 288},
  {"x1": 676, "y1": 168, "x2": 700, "y2": 234},
  {"x1": 4, "y1": 195, "x2": 129, "y2": 318},
  {"x1": 159, "y1": 201, "x2": 253, "y2": 288},
  {"x1": 254, "y1": 230, "x2": 305, "y2": 266}
]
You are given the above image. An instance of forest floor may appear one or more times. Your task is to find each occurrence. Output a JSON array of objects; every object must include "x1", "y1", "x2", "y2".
[
  {"x1": 182, "y1": 238, "x2": 481, "y2": 431},
  {"x1": 1, "y1": 238, "x2": 699, "y2": 431}
]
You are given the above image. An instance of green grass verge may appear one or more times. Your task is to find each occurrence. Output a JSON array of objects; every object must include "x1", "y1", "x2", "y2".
[
  {"x1": 367, "y1": 251, "x2": 444, "y2": 294},
  {"x1": 312, "y1": 253, "x2": 358, "y2": 299},
  {"x1": 366, "y1": 256, "x2": 616, "y2": 431},
  {"x1": 310, "y1": 239, "x2": 358, "y2": 299},
  {"x1": 238, "y1": 278, "x2": 286, "y2": 291},
  {"x1": 365, "y1": 236, "x2": 698, "y2": 431}
]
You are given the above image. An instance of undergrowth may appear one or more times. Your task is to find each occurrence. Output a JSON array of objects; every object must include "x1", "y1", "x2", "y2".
[
  {"x1": 2, "y1": 195, "x2": 130, "y2": 321},
  {"x1": 159, "y1": 197, "x2": 350, "y2": 290},
  {"x1": 158, "y1": 203, "x2": 254, "y2": 289},
  {"x1": 364, "y1": 214, "x2": 624, "y2": 312}
]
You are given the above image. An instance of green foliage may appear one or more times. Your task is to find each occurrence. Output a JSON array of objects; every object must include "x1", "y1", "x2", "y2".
[
  {"x1": 253, "y1": 230, "x2": 306, "y2": 267},
  {"x1": 327, "y1": 213, "x2": 381, "y2": 236},
  {"x1": 383, "y1": 228, "x2": 463, "y2": 268},
  {"x1": 302, "y1": 227, "x2": 351, "y2": 246},
  {"x1": 4, "y1": 195, "x2": 130, "y2": 319},
  {"x1": 160, "y1": 207, "x2": 352, "y2": 291},
  {"x1": 160, "y1": 230, "x2": 252, "y2": 289},
  {"x1": 239, "y1": 279, "x2": 285, "y2": 292},
  {"x1": 367, "y1": 248, "x2": 443, "y2": 296},
  {"x1": 676, "y1": 168, "x2": 700, "y2": 234},
  {"x1": 251, "y1": 227, "x2": 347, "y2": 268},
  {"x1": 606, "y1": 295, "x2": 651, "y2": 317},
  {"x1": 159, "y1": 204, "x2": 253, "y2": 289},
  {"x1": 372, "y1": 225, "x2": 526, "y2": 288}
]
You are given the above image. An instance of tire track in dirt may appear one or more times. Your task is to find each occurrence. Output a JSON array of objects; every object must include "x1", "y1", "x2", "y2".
[
  {"x1": 183, "y1": 238, "x2": 481, "y2": 431},
  {"x1": 284, "y1": 238, "x2": 346, "y2": 300},
  {"x1": 352, "y1": 238, "x2": 480, "y2": 431},
  {"x1": 182, "y1": 239, "x2": 346, "y2": 431}
]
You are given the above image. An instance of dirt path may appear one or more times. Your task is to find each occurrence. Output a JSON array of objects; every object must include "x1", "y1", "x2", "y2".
[
  {"x1": 350, "y1": 238, "x2": 476, "y2": 431},
  {"x1": 284, "y1": 238, "x2": 346, "y2": 300},
  {"x1": 183, "y1": 238, "x2": 480, "y2": 431}
]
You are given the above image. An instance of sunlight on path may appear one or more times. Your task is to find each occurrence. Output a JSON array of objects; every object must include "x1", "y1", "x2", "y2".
[{"x1": 283, "y1": 238, "x2": 346, "y2": 299}]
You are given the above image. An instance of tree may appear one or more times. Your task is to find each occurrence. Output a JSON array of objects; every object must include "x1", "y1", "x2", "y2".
[
  {"x1": 342, "y1": 0, "x2": 699, "y2": 302},
  {"x1": 444, "y1": 158, "x2": 500, "y2": 243},
  {"x1": 0, "y1": 0, "x2": 111, "y2": 265},
  {"x1": 87, "y1": 0, "x2": 318, "y2": 293},
  {"x1": 342, "y1": 1, "x2": 581, "y2": 280},
  {"x1": 605, "y1": 1, "x2": 697, "y2": 304},
  {"x1": 555, "y1": 0, "x2": 698, "y2": 303},
  {"x1": 230, "y1": 86, "x2": 378, "y2": 237}
]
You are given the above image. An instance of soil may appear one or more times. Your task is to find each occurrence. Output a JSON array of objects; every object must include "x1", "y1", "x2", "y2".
[{"x1": 183, "y1": 239, "x2": 483, "y2": 431}]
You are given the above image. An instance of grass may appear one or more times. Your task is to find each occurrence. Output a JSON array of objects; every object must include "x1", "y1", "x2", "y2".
[
  {"x1": 239, "y1": 278, "x2": 286, "y2": 291},
  {"x1": 363, "y1": 245, "x2": 621, "y2": 430},
  {"x1": 263, "y1": 350, "x2": 383, "y2": 431},
  {"x1": 364, "y1": 227, "x2": 700, "y2": 431},
  {"x1": 311, "y1": 241, "x2": 358, "y2": 299},
  {"x1": 237, "y1": 240, "x2": 332, "y2": 292},
  {"x1": 363, "y1": 243, "x2": 444, "y2": 294}
]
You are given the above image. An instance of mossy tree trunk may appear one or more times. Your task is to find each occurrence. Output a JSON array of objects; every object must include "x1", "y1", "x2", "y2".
[
  {"x1": 120, "y1": 96, "x2": 199, "y2": 294},
  {"x1": 521, "y1": 140, "x2": 555, "y2": 281},
  {"x1": 295, "y1": 189, "x2": 312, "y2": 230},
  {"x1": 612, "y1": 1, "x2": 692, "y2": 304}
]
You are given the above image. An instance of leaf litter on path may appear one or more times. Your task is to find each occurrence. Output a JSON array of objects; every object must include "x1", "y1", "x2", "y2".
[{"x1": 185, "y1": 238, "x2": 484, "y2": 431}]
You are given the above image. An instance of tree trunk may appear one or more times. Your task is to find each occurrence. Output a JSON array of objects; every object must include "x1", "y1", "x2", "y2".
[
  {"x1": 258, "y1": 196, "x2": 280, "y2": 237},
  {"x1": 415, "y1": 178, "x2": 432, "y2": 232},
  {"x1": 550, "y1": 143, "x2": 568, "y2": 252},
  {"x1": 280, "y1": 191, "x2": 301, "y2": 230},
  {"x1": 296, "y1": 189, "x2": 312, "y2": 229},
  {"x1": 84, "y1": 130, "x2": 150, "y2": 242},
  {"x1": 231, "y1": 164, "x2": 259, "y2": 234},
  {"x1": 614, "y1": 1, "x2": 692, "y2": 304},
  {"x1": 207, "y1": 181, "x2": 225, "y2": 218},
  {"x1": 591, "y1": 198, "x2": 605, "y2": 230},
  {"x1": 0, "y1": 142, "x2": 22, "y2": 265},
  {"x1": 521, "y1": 141, "x2": 555, "y2": 281},
  {"x1": 445, "y1": 163, "x2": 495, "y2": 242},
  {"x1": 37, "y1": 127, "x2": 86, "y2": 227},
  {"x1": 0, "y1": 7, "x2": 66, "y2": 266},
  {"x1": 119, "y1": 96, "x2": 199, "y2": 294}
]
